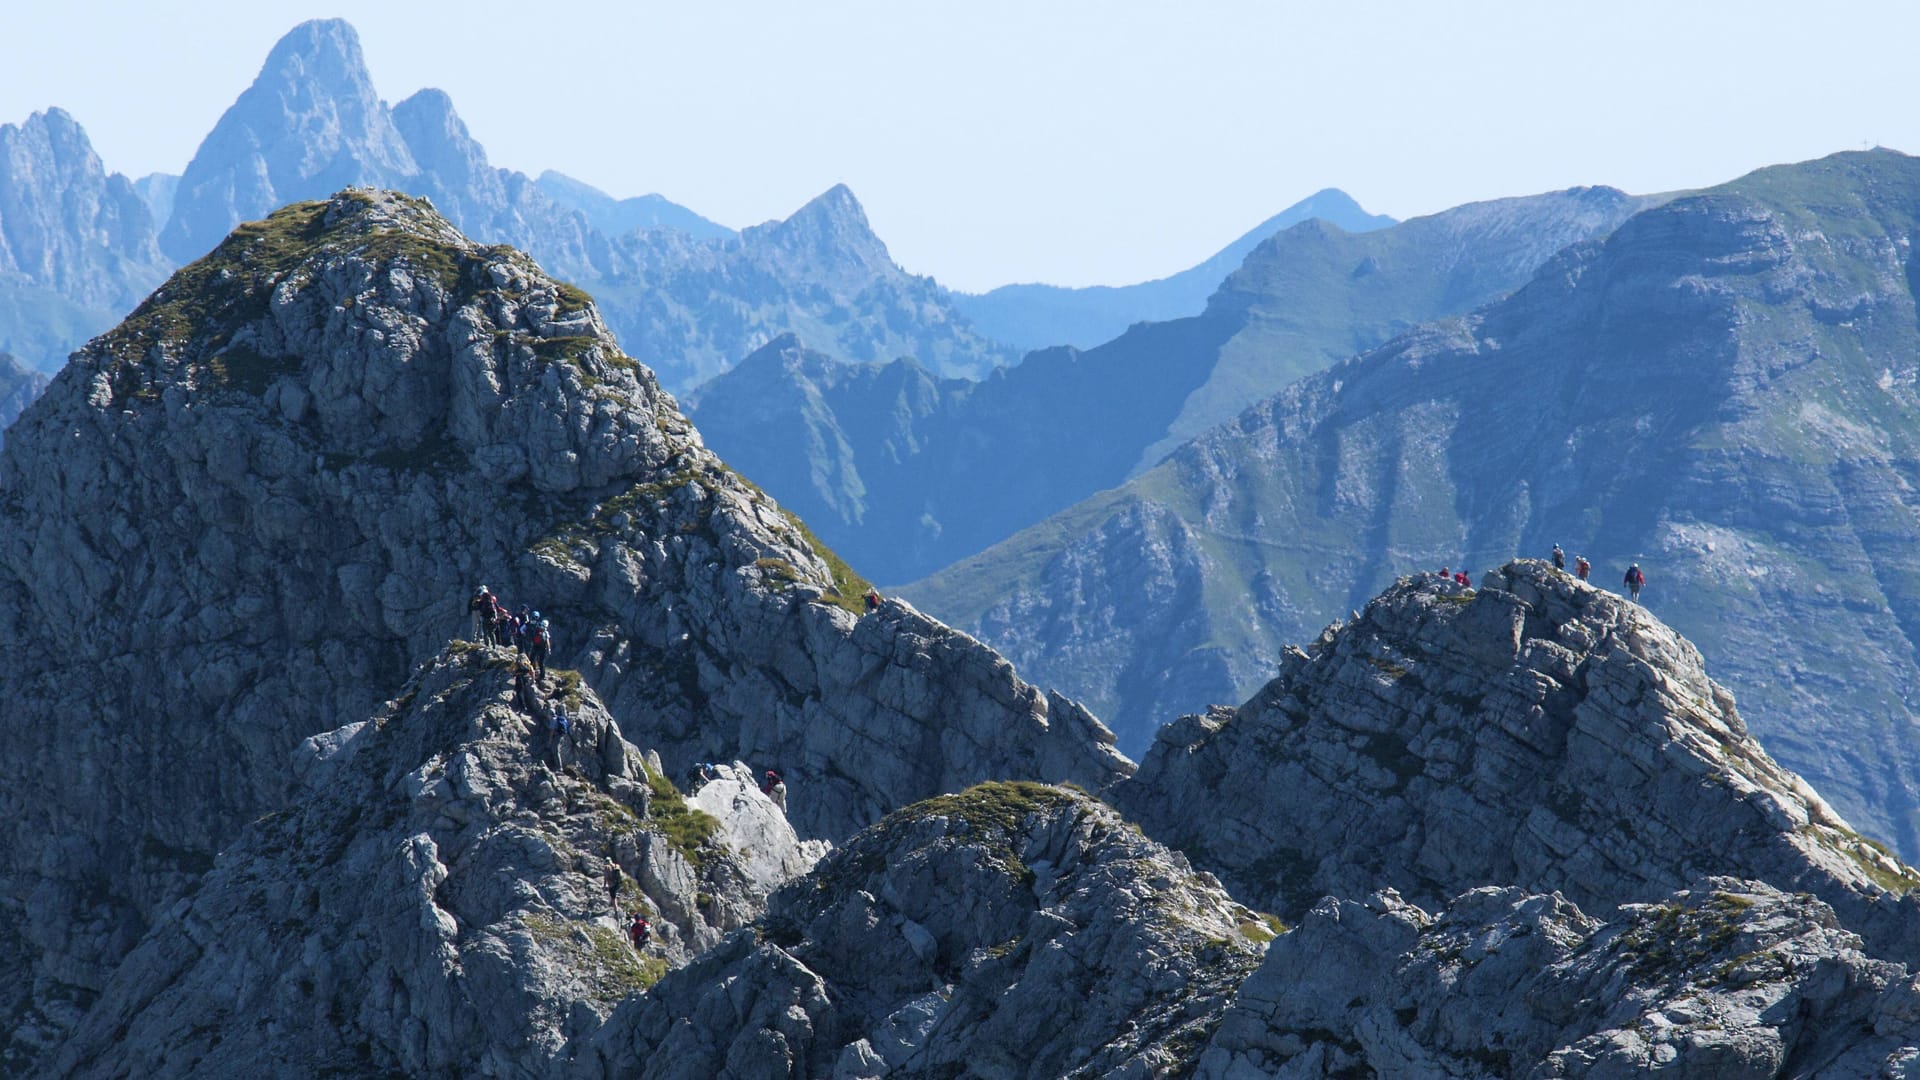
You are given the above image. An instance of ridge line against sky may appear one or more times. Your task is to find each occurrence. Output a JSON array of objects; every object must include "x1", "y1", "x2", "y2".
[{"x1": 3, "y1": 0, "x2": 1916, "y2": 291}]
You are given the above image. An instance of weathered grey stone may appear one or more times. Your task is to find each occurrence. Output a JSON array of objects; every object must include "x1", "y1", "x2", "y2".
[
  {"x1": 1119, "y1": 560, "x2": 1920, "y2": 960},
  {"x1": 1201, "y1": 878, "x2": 1920, "y2": 1079}
]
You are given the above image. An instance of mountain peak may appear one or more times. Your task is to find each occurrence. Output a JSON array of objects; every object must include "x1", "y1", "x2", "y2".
[
  {"x1": 257, "y1": 18, "x2": 371, "y2": 87},
  {"x1": 744, "y1": 184, "x2": 892, "y2": 275},
  {"x1": 161, "y1": 18, "x2": 417, "y2": 262},
  {"x1": 1120, "y1": 558, "x2": 1920, "y2": 956}
]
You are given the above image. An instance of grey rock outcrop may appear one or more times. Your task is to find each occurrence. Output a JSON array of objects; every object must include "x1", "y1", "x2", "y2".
[
  {"x1": 0, "y1": 190, "x2": 1126, "y2": 1062},
  {"x1": 1200, "y1": 879, "x2": 1920, "y2": 1078},
  {"x1": 1118, "y1": 560, "x2": 1920, "y2": 959},
  {"x1": 577, "y1": 783, "x2": 1273, "y2": 1079},
  {"x1": 50, "y1": 645, "x2": 822, "y2": 1078}
]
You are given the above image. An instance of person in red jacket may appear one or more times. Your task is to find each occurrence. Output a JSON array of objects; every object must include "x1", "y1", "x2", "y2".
[
  {"x1": 1624, "y1": 563, "x2": 1645, "y2": 603},
  {"x1": 1575, "y1": 556, "x2": 1591, "y2": 581}
]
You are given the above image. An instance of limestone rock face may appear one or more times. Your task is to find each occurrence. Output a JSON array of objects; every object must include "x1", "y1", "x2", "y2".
[
  {"x1": 1199, "y1": 879, "x2": 1920, "y2": 1079},
  {"x1": 1118, "y1": 560, "x2": 1920, "y2": 957},
  {"x1": 50, "y1": 646, "x2": 823, "y2": 1078},
  {"x1": 0, "y1": 190, "x2": 1126, "y2": 1062},
  {"x1": 576, "y1": 784, "x2": 1271, "y2": 1079}
]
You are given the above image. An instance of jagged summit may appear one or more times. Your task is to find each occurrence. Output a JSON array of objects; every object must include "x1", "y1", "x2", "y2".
[
  {"x1": 0, "y1": 191, "x2": 1126, "y2": 1064},
  {"x1": 81, "y1": 189, "x2": 672, "y2": 490},
  {"x1": 742, "y1": 182, "x2": 896, "y2": 284},
  {"x1": 51, "y1": 642, "x2": 822, "y2": 1077},
  {"x1": 1119, "y1": 559, "x2": 1920, "y2": 957}
]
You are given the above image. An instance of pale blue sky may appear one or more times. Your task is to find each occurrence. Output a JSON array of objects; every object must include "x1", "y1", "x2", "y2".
[{"x1": 3, "y1": 1, "x2": 1914, "y2": 291}]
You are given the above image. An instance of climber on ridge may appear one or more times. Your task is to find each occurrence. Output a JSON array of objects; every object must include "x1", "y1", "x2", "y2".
[
  {"x1": 528, "y1": 617, "x2": 553, "y2": 681},
  {"x1": 864, "y1": 587, "x2": 883, "y2": 614},
  {"x1": 628, "y1": 910, "x2": 651, "y2": 952},
  {"x1": 687, "y1": 762, "x2": 716, "y2": 793},
  {"x1": 1453, "y1": 569, "x2": 1469, "y2": 586},
  {"x1": 1575, "y1": 555, "x2": 1591, "y2": 581},
  {"x1": 762, "y1": 768, "x2": 787, "y2": 812},
  {"x1": 469, "y1": 585, "x2": 501, "y2": 643},
  {"x1": 1552, "y1": 543, "x2": 1566, "y2": 570},
  {"x1": 1625, "y1": 562, "x2": 1646, "y2": 604}
]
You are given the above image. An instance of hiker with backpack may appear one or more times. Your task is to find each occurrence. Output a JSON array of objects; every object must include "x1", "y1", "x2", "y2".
[
  {"x1": 628, "y1": 910, "x2": 651, "y2": 951},
  {"x1": 549, "y1": 708, "x2": 571, "y2": 768},
  {"x1": 1575, "y1": 555, "x2": 1591, "y2": 581},
  {"x1": 528, "y1": 617, "x2": 553, "y2": 680},
  {"x1": 1453, "y1": 570, "x2": 1469, "y2": 586},
  {"x1": 762, "y1": 769, "x2": 787, "y2": 812},
  {"x1": 469, "y1": 585, "x2": 501, "y2": 643},
  {"x1": 1551, "y1": 544, "x2": 1566, "y2": 570},
  {"x1": 1625, "y1": 563, "x2": 1646, "y2": 603},
  {"x1": 864, "y1": 587, "x2": 883, "y2": 614},
  {"x1": 687, "y1": 762, "x2": 716, "y2": 794}
]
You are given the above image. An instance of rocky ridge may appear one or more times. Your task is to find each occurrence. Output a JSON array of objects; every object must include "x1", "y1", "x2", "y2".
[
  {"x1": 49, "y1": 645, "x2": 823, "y2": 1077},
  {"x1": 1119, "y1": 561, "x2": 1920, "y2": 956},
  {"x1": 0, "y1": 190, "x2": 1127, "y2": 1062},
  {"x1": 577, "y1": 783, "x2": 1273, "y2": 1079},
  {"x1": 1200, "y1": 879, "x2": 1920, "y2": 1078}
]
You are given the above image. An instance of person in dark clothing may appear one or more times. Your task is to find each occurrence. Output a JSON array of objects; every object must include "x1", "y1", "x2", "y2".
[
  {"x1": 528, "y1": 618, "x2": 553, "y2": 680},
  {"x1": 628, "y1": 911, "x2": 651, "y2": 951},
  {"x1": 1551, "y1": 544, "x2": 1566, "y2": 570},
  {"x1": 864, "y1": 587, "x2": 883, "y2": 614},
  {"x1": 605, "y1": 863, "x2": 621, "y2": 908},
  {"x1": 469, "y1": 586, "x2": 501, "y2": 642},
  {"x1": 1625, "y1": 563, "x2": 1645, "y2": 603}
]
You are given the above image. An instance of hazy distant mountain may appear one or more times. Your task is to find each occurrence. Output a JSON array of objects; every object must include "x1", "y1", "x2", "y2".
[
  {"x1": 131, "y1": 173, "x2": 178, "y2": 231},
  {"x1": 952, "y1": 188, "x2": 1395, "y2": 351},
  {"x1": 691, "y1": 187, "x2": 1650, "y2": 584},
  {"x1": 0, "y1": 108, "x2": 169, "y2": 370},
  {"x1": 0, "y1": 352, "x2": 48, "y2": 441},
  {"x1": 148, "y1": 18, "x2": 1007, "y2": 392},
  {"x1": 160, "y1": 19, "x2": 417, "y2": 264},
  {"x1": 535, "y1": 170, "x2": 733, "y2": 241},
  {"x1": 592, "y1": 184, "x2": 1016, "y2": 388},
  {"x1": 906, "y1": 149, "x2": 1920, "y2": 860}
]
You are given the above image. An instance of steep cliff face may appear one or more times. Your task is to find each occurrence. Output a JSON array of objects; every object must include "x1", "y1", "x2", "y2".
[
  {"x1": 578, "y1": 783, "x2": 1272, "y2": 1079},
  {"x1": 0, "y1": 190, "x2": 1126, "y2": 1062},
  {"x1": 914, "y1": 150, "x2": 1920, "y2": 859},
  {"x1": 1118, "y1": 561, "x2": 1920, "y2": 958},
  {"x1": 1200, "y1": 879, "x2": 1920, "y2": 1078},
  {"x1": 49, "y1": 647, "x2": 822, "y2": 1078}
]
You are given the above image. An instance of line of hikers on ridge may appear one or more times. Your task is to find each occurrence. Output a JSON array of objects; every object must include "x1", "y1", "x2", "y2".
[
  {"x1": 1435, "y1": 544, "x2": 1646, "y2": 604},
  {"x1": 468, "y1": 585, "x2": 557, "y2": 678}
]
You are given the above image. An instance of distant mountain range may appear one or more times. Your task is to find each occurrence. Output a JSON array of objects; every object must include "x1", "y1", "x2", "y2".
[
  {"x1": 904, "y1": 149, "x2": 1920, "y2": 861},
  {"x1": 689, "y1": 186, "x2": 1655, "y2": 584},
  {"x1": 950, "y1": 188, "x2": 1395, "y2": 351},
  {"x1": 0, "y1": 109, "x2": 170, "y2": 369},
  {"x1": 0, "y1": 18, "x2": 1434, "y2": 395}
]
